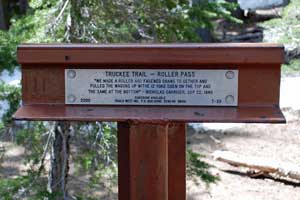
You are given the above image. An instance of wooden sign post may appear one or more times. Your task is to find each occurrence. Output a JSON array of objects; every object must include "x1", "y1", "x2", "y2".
[{"x1": 14, "y1": 43, "x2": 285, "y2": 200}]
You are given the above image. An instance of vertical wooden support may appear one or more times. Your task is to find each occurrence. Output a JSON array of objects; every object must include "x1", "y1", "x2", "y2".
[
  {"x1": 118, "y1": 122, "x2": 186, "y2": 200},
  {"x1": 118, "y1": 122, "x2": 130, "y2": 200},
  {"x1": 118, "y1": 122, "x2": 168, "y2": 200},
  {"x1": 168, "y1": 123, "x2": 186, "y2": 200}
]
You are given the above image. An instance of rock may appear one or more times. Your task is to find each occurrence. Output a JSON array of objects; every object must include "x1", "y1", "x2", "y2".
[
  {"x1": 246, "y1": 8, "x2": 283, "y2": 22},
  {"x1": 284, "y1": 44, "x2": 300, "y2": 63},
  {"x1": 238, "y1": 0, "x2": 289, "y2": 10},
  {"x1": 224, "y1": 32, "x2": 263, "y2": 42},
  {"x1": 222, "y1": 26, "x2": 264, "y2": 42}
]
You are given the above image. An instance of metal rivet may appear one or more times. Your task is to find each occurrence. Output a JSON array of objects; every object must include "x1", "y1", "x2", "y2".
[
  {"x1": 225, "y1": 95, "x2": 234, "y2": 104},
  {"x1": 67, "y1": 94, "x2": 76, "y2": 103},
  {"x1": 65, "y1": 55, "x2": 70, "y2": 61},
  {"x1": 67, "y1": 70, "x2": 76, "y2": 79},
  {"x1": 225, "y1": 71, "x2": 235, "y2": 79}
]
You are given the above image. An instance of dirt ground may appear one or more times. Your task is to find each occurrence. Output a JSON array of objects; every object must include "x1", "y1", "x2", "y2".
[
  {"x1": 186, "y1": 107, "x2": 300, "y2": 200},
  {"x1": 1, "y1": 107, "x2": 299, "y2": 199}
]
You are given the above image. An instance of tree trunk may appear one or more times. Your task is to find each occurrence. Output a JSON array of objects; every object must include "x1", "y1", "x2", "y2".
[
  {"x1": 69, "y1": 0, "x2": 83, "y2": 43},
  {"x1": 0, "y1": 0, "x2": 8, "y2": 30},
  {"x1": 47, "y1": 1, "x2": 81, "y2": 198},
  {"x1": 0, "y1": 0, "x2": 28, "y2": 30},
  {"x1": 48, "y1": 122, "x2": 71, "y2": 200},
  {"x1": 18, "y1": 0, "x2": 29, "y2": 14},
  {"x1": 69, "y1": 0, "x2": 94, "y2": 43}
]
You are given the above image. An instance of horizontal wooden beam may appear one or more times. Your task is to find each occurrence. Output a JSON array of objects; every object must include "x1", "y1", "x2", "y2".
[
  {"x1": 17, "y1": 43, "x2": 284, "y2": 65},
  {"x1": 13, "y1": 105, "x2": 286, "y2": 123},
  {"x1": 15, "y1": 43, "x2": 285, "y2": 123}
]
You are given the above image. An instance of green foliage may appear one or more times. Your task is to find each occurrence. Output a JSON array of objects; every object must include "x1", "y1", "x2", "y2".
[
  {"x1": 0, "y1": 12, "x2": 37, "y2": 72},
  {"x1": 0, "y1": 31, "x2": 19, "y2": 73},
  {"x1": 15, "y1": 121, "x2": 47, "y2": 167},
  {"x1": 186, "y1": 149, "x2": 219, "y2": 184},
  {"x1": 262, "y1": 0, "x2": 300, "y2": 44},
  {"x1": 282, "y1": 59, "x2": 300, "y2": 74},
  {"x1": 66, "y1": 0, "x2": 239, "y2": 43},
  {"x1": 0, "y1": 173, "x2": 59, "y2": 200},
  {"x1": 0, "y1": 121, "x2": 63, "y2": 199},
  {"x1": 73, "y1": 195, "x2": 98, "y2": 200},
  {"x1": 0, "y1": 0, "x2": 67, "y2": 73},
  {"x1": 0, "y1": 175, "x2": 31, "y2": 199},
  {"x1": 73, "y1": 122, "x2": 118, "y2": 192},
  {"x1": 0, "y1": 106, "x2": 52, "y2": 199},
  {"x1": 0, "y1": 81, "x2": 21, "y2": 125},
  {"x1": 262, "y1": 0, "x2": 300, "y2": 74}
]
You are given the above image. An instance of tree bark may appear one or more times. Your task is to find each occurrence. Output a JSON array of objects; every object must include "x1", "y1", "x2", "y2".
[
  {"x1": 48, "y1": 122, "x2": 71, "y2": 200},
  {"x1": 0, "y1": 0, "x2": 8, "y2": 30},
  {"x1": 0, "y1": 0, "x2": 28, "y2": 30},
  {"x1": 69, "y1": 0, "x2": 85, "y2": 43},
  {"x1": 224, "y1": 32, "x2": 263, "y2": 42},
  {"x1": 18, "y1": 0, "x2": 29, "y2": 14}
]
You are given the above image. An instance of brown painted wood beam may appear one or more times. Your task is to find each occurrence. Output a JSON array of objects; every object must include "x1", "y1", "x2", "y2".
[
  {"x1": 118, "y1": 122, "x2": 186, "y2": 200},
  {"x1": 168, "y1": 123, "x2": 186, "y2": 200}
]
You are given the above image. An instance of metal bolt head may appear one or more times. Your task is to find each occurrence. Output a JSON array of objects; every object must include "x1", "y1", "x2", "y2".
[
  {"x1": 67, "y1": 94, "x2": 76, "y2": 103},
  {"x1": 225, "y1": 95, "x2": 234, "y2": 104},
  {"x1": 67, "y1": 69, "x2": 76, "y2": 79},
  {"x1": 225, "y1": 71, "x2": 235, "y2": 79}
]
